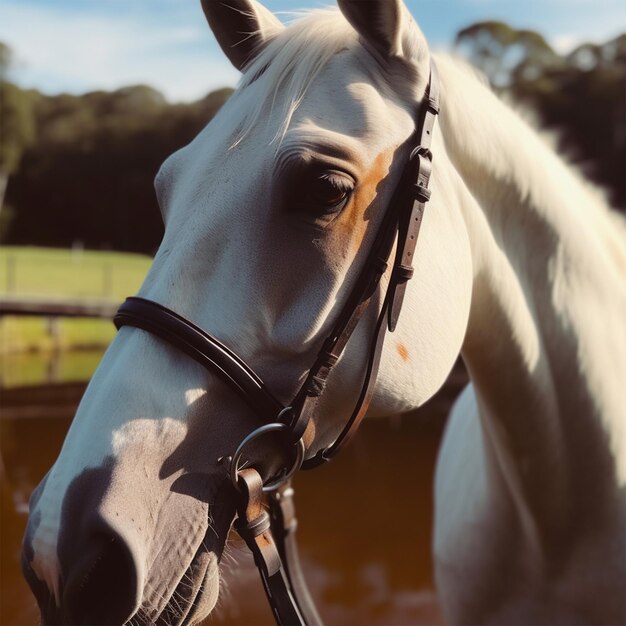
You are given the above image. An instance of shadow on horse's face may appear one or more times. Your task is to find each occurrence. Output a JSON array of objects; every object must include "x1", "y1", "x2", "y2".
[
  {"x1": 22, "y1": 1, "x2": 466, "y2": 624},
  {"x1": 22, "y1": 336, "x2": 297, "y2": 624}
]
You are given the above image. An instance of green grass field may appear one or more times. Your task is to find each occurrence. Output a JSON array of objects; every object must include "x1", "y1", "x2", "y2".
[{"x1": 0, "y1": 246, "x2": 152, "y2": 353}]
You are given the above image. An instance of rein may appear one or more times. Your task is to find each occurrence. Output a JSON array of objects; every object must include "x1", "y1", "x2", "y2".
[{"x1": 114, "y1": 62, "x2": 440, "y2": 626}]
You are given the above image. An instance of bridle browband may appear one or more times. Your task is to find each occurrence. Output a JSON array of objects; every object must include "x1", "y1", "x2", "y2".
[{"x1": 114, "y1": 62, "x2": 440, "y2": 626}]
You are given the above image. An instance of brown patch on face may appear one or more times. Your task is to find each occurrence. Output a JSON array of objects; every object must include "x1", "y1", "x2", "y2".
[
  {"x1": 336, "y1": 148, "x2": 395, "y2": 251},
  {"x1": 396, "y1": 343, "x2": 410, "y2": 362},
  {"x1": 302, "y1": 418, "x2": 317, "y2": 450}
]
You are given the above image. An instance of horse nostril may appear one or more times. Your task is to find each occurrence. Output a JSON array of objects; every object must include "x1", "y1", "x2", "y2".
[{"x1": 62, "y1": 532, "x2": 138, "y2": 626}]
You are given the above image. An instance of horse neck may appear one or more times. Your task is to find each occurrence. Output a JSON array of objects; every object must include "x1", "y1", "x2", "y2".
[{"x1": 436, "y1": 56, "x2": 626, "y2": 556}]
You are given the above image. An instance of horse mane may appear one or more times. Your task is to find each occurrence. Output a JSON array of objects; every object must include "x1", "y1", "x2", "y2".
[
  {"x1": 434, "y1": 53, "x2": 626, "y2": 264},
  {"x1": 231, "y1": 9, "x2": 360, "y2": 147}
]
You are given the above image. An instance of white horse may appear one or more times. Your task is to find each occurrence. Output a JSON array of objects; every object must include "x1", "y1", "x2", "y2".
[{"x1": 22, "y1": 1, "x2": 626, "y2": 624}]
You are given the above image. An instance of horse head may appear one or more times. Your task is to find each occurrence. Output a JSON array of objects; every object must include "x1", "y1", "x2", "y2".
[{"x1": 22, "y1": 1, "x2": 472, "y2": 623}]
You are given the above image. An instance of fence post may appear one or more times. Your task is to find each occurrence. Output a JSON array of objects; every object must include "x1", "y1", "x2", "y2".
[
  {"x1": 103, "y1": 263, "x2": 113, "y2": 298},
  {"x1": 6, "y1": 254, "x2": 16, "y2": 293},
  {"x1": 47, "y1": 316, "x2": 61, "y2": 352}
]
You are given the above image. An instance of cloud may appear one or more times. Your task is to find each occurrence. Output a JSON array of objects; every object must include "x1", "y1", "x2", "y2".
[
  {"x1": 1, "y1": 0, "x2": 624, "y2": 100},
  {"x1": 0, "y1": 1, "x2": 240, "y2": 101},
  {"x1": 551, "y1": 34, "x2": 584, "y2": 54},
  {"x1": 550, "y1": 28, "x2": 623, "y2": 55}
]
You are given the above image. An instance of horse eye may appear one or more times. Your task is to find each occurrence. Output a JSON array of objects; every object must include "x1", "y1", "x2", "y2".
[{"x1": 305, "y1": 172, "x2": 353, "y2": 213}]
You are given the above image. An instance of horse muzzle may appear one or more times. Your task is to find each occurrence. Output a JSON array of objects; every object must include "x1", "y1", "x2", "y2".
[{"x1": 21, "y1": 454, "x2": 233, "y2": 626}]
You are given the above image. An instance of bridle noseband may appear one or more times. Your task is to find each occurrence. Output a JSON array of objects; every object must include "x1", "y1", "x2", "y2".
[{"x1": 114, "y1": 62, "x2": 440, "y2": 626}]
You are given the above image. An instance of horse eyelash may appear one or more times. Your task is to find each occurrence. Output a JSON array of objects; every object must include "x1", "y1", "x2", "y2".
[{"x1": 317, "y1": 172, "x2": 354, "y2": 191}]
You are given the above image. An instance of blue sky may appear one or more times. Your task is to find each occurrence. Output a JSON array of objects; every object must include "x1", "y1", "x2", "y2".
[{"x1": 1, "y1": 0, "x2": 624, "y2": 102}]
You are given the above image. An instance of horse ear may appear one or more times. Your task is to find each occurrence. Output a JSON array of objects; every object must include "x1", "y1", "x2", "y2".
[
  {"x1": 337, "y1": 0, "x2": 418, "y2": 60},
  {"x1": 200, "y1": 0, "x2": 284, "y2": 71}
]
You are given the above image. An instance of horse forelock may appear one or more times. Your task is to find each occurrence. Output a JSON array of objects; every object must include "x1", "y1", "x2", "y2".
[
  {"x1": 233, "y1": 9, "x2": 357, "y2": 147},
  {"x1": 232, "y1": 8, "x2": 419, "y2": 148}
]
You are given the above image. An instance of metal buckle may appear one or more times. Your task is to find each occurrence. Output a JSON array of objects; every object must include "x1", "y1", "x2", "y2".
[
  {"x1": 410, "y1": 145, "x2": 433, "y2": 161},
  {"x1": 229, "y1": 422, "x2": 305, "y2": 493}
]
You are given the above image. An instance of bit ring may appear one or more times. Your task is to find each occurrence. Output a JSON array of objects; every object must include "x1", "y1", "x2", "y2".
[{"x1": 230, "y1": 422, "x2": 305, "y2": 493}]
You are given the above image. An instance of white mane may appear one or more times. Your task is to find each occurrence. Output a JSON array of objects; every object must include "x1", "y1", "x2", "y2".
[
  {"x1": 432, "y1": 51, "x2": 626, "y2": 624},
  {"x1": 441, "y1": 54, "x2": 622, "y2": 209}
]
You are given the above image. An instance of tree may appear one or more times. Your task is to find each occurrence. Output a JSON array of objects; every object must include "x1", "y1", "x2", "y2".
[
  {"x1": 456, "y1": 25, "x2": 626, "y2": 211},
  {"x1": 3, "y1": 85, "x2": 233, "y2": 252},
  {"x1": 455, "y1": 21, "x2": 560, "y2": 88},
  {"x1": 0, "y1": 42, "x2": 36, "y2": 224}
]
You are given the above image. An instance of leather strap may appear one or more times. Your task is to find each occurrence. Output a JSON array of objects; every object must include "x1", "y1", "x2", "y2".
[
  {"x1": 235, "y1": 469, "x2": 305, "y2": 626},
  {"x1": 114, "y1": 297, "x2": 284, "y2": 421},
  {"x1": 268, "y1": 483, "x2": 322, "y2": 626},
  {"x1": 388, "y1": 62, "x2": 440, "y2": 331},
  {"x1": 300, "y1": 283, "x2": 392, "y2": 468},
  {"x1": 292, "y1": 64, "x2": 440, "y2": 465}
]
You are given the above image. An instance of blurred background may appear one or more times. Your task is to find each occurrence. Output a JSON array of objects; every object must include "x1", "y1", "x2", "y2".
[{"x1": 0, "y1": 1, "x2": 624, "y2": 624}]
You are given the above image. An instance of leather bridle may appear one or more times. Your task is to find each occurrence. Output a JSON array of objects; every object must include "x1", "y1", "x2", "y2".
[{"x1": 114, "y1": 62, "x2": 440, "y2": 626}]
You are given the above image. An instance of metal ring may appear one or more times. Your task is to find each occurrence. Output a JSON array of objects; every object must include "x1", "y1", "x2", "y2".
[{"x1": 230, "y1": 422, "x2": 305, "y2": 493}]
